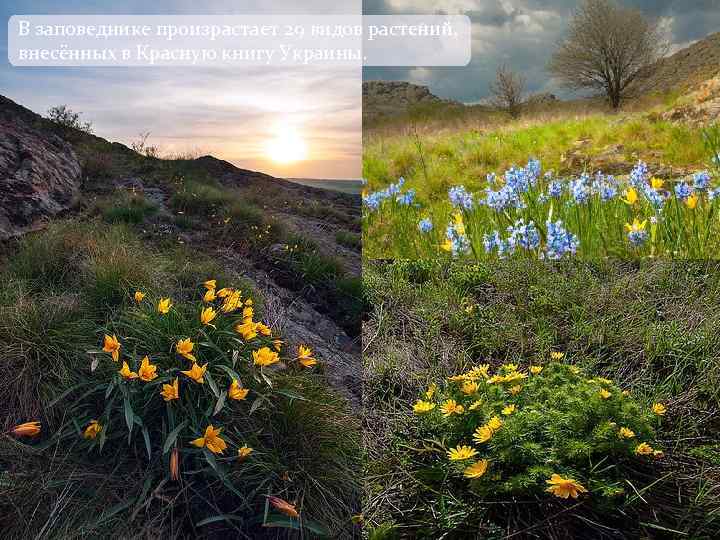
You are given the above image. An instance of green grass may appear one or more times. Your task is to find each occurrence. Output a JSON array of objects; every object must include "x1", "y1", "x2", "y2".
[
  {"x1": 0, "y1": 220, "x2": 361, "y2": 538},
  {"x1": 335, "y1": 230, "x2": 361, "y2": 250},
  {"x1": 363, "y1": 116, "x2": 716, "y2": 259},
  {"x1": 363, "y1": 260, "x2": 720, "y2": 538},
  {"x1": 100, "y1": 190, "x2": 159, "y2": 225}
]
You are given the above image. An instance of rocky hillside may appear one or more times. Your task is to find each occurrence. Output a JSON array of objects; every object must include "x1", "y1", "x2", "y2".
[
  {"x1": 362, "y1": 80, "x2": 462, "y2": 121},
  {"x1": 0, "y1": 94, "x2": 361, "y2": 405}
]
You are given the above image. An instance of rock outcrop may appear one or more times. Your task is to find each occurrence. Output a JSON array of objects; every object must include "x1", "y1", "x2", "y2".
[
  {"x1": 363, "y1": 80, "x2": 462, "y2": 121},
  {"x1": 0, "y1": 117, "x2": 81, "y2": 239}
]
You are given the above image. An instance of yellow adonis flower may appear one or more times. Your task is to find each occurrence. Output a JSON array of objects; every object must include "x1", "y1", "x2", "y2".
[
  {"x1": 181, "y1": 363, "x2": 207, "y2": 384},
  {"x1": 618, "y1": 427, "x2": 635, "y2": 439},
  {"x1": 461, "y1": 381, "x2": 479, "y2": 395},
  {"x1": 11, "y1": 421, "x2": 41, "y2": 437},
  {"x1": 635, "y1": 442, "x2": 654, "y2": 455},
  {"x1": 253, "y1": 347, "x2": 279, "y2": 367},
  {"x1": 686, "y1": 193, "x2": 699, "y2": 209},
  {"x1": 652, "y1": 403, "x2": 666, "y2": 416},
  {"x1": 502, "y1": 404, "x2": 516, "y2": 416},
  {"x1": 509, "y1": 385, "x2": 522, "y2": 395},
  {"x1": 550, "y1": 351, "x2": 565, "y2": 360},
  {"x1": 650, "y1": 177, "x2": 664, "y2": 190},
  {"x1": 468, "y1": 399, "x2": 483, "y2": 410},
  {"x1": 599, "y1": 389, "x2": 612, "y2": 399},
  {"x1": 238, "y1": 445, "x2": 253, "y2": 461},
  {"x1": 157, "y1": 297, "x2": 173, "y2": 314},
  {"x1": 200, "y1": 306, "x2": 217, "y2": 326},
  {"x1": 176, "y1": 338, "x2": 197, "y2": 362},
  {"x1": 190, "y1": 425, "x2": 227, "y2": 454},
  {"x1": 447, "y1": 445, "x2": 477, "y2": 461},
  {"x1": 473, "y1": 425, "x2": 494, "y2": 444},
  {"x1": 425, "y1": 383, "x2": 437, "y2": 399},
  {"x1": 83, "y1": 420, "x2": 102, "y2": 440},
  {"x1": 486, "y1": 416, "x2": 503, "y2": 431},
  {"x1": 413, "y1": 400, "x2": 435, "y2": 414},
  {"x1": 440, "y1": 399, "x2": 464, "y2": 417},
  {"x1": 297, "y1": 345, "x2": 318, "y2": 367},
  {"x1": 569, "y1": 366, "x2": 581, "y2": 375},
  {"x1": 530, "y1": 365, "x2": 543, "y2": 375},
  {"x1": 119, "y1": 360, "x2": 138, "y2": 380},
  {"x1": 103, "y1": 334, "x2": 121, "y2": 362},
  {"x1": 203, "y1": 279, "x2": 217, "y2": 290},
  {"x1": 138, "y1": 356, "x2": 158, "y2": 382},
  {"x1": 235, "y1": 321, "x2": 258, "y2": 340},
  {"x1": 203, "y1": 288, "x2": 217, "y2": 303},
  {"x1": 134, "y1": 291, "x2": 145, "y2": 303},
  {"x1": 545, "y1": 474, "x2": 588, "y2": 499},
  {"x1": 463, "y1": 459, "x2": 489, "y2": 479},
  {"x1": 228, "y1": 379, "x2": 249, "y2": 400},
  {"x1": 622, "y1": 187, "x2": 639, "y2": 205},
  {"x1": 161, "y1": 377, "x2": 180, "y2": 401},
  {"x1": 244, "y1": 298, "x2": 253, "y2": 306}
]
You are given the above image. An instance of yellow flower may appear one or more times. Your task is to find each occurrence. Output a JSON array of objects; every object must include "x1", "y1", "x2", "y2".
[
  {"x1": 181, "y1": 363, "x2": 207, "y2": 384},
  {"x1": 652, "y1": 449, "x2": 664, "y2": 458},
  {"x1": 468, "y1": 399, "x2": 483, "y2": 410},
  {"x1": 509, "y1": 385, "x2": 522, "y2": 395},
  {"x1": 84, "y1": 420, "x2": 102, "y2": 440},
  {"x1": 501, "y1": 363, "x2": 518, "y2": 372},
  {"x1": 635, "y1": 442, "x2": 654, "y2": 455},
  {"x1": 440, "y1": 399, "x2": 464, "y2": 417},
  {"x1": 119, "y1": 360, "x2": 138, "y2": 380},
  {"x1": 245, "y1": 298, "x2": 253, "y2": 306},
  {"x1": 502, "y1": 371, "x2": 527, "y2": 383},
  {"x1": 473, "y1": 425, "x2": 494, "y2": 444},
  {"x1": 11, "y1": 421, "x2": 41, "y2": 437},
  {"x1": 256, "y1": 322, "x2": 272, "y2": 336},
  {"x1": 238, "y1": 445, "x2": 253, "y2": 461},
  {"x1": 452, "y1": 212, "x2": 465, "y2": 235},
  {"x1": 463, "y1": 459, "x2": 489, "y2": 479},
  {"x1": 134, "y1": 291, "x2": 145, "y2": 303},
  {"x1": 622, "y1": 187, "x2": 638, "y2": 205},
  {"x1": 467, "y1": 364, "x2": 490, "y2": 379},
  {"x1": 441, "y1": 239, "x2": 453, "y2": 252},
  {"x1": 502, "y1": 404, "x2": 516, "y2": 416},
  {"x1": 550, "y1": 351, "x2": 565, "y2": 360},
  {"x1": 425, "y1": 383, "x2": 437, "y2": 399},
  {"x1": 650, "y1": 177, "x2": 664, "y2": 190},
  {"x1": 447, "y1": 445, "x2": 477, "y2": 461},
  {"x1": 273, "y1": 339, "x2": 283, "y2": 352},
  {"x1": 569, "y1": 366, "x2": 581, "y2": 375},
  {"x1": 203, "y1": 279, "x2": 217, "y2": 290},
  {"x1": 461, "y1": 381, "x2": 479, "y2": 395},
  {"x1": 160, "y1": 377, "x2": 179, "y2": 401},
  {"x1": 595, "y1": 377, "x2": 613, "y2": 385},
  {"x1": 190, "y1": 424, "x2": 227, "y2": 454},
  {"x1": 413, "y1": 400, "x2": 436, "y2": 414},
  {"x1": 297, "y1": 345, "x2": 317, "y2": 367},
  {"x1": 202, "y1": 290, "x2": 216, "y2": 304},
  {"x1": 176, "y1": 338, "x2": 197, "y2": 362},
  {"x1": 652, "y1": 403, "x2": 666, "y2": 416},
  {"x1": 618, "y1": 427, "x2": 635, "y2": 439},
  {"x1": 157, "y1": 297, "x2": 172, "y2": 314},
  {"x1": 599, "y1": 389, "x2": 611, "y2": 399},
  {"x1": 216, "y1": 287, "x2": 232, "y2": 298},
  {"x1": 530, "y1": 365, "x2": 543, "y2": 375},
  {"x1": 487, "y1": 416, "x2": 503, "y2": 431},
  {"x1": 221, "y1": 291, "x2": 242, "y2": 313},
  {"x1": 253, "y1": 347, "x2": 279, "y2": 367},
  {"x1": 242, "y1": 306, "x2": 254, "y2": 320},
  {"x1": 624, "y1": 218, "x2": 647, "y2": 234},
  {"x1": 622, "y1": 389, "x2": 630, "y2": 396},
  {"x1": 545, "y1": 474, "x2": 587, "y2": 499},
  {"x1": 102, "y1": 334, "x2": 121, "y2": 362},
  {"x1": 686, "y1": 193, "x2": 698, "y2": 209},
  {"x1": 138, "y1": 356, "x2": 158, "y2": 382},
  {"x1": 200, "y1": 306, "x2": 217, "y2": 326},
  {"x1": 228, "y1": 379, "x2": 249, "y2": 400},
  {"x1": 235, "y1": 321, "x2": 258, "y2": 340}
]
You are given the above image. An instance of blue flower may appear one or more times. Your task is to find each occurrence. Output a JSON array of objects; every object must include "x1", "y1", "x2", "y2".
[
  {"x1": 507, "y1": 219, "x2": 540, "y2": 250},
  {"x1": 693, "y1": 171, "x2": 711, "y2": 191},
  {"x1": 445, "y1": 223, "x2": 470, "y2": 256},
  {"x1": 674, "y1": 182, "x2": 692, "y2": 200},
  {"x1": 418, "y1": 218, "x2": 433, "y2": 233},
  {"x1": 483, "y1": 230, "x2": 511, "y2": 257},
  {"x1": 448, "y1": 185, "x2": 474, "y2": 210},
  {"x1": 641, "y1": 184, "x2": 665, "y2": 210},
  {"x1": 593, "y1": 174, "x2": 617, "y2": 202},
  {"x1": 547, "y1": 181, "x2": 563, "y2": 198},
  {"x1": 629, "y1": 161, "x2": 649, "y2": 188},
  {"x1": 396, "y1": 189, "x2": 416, "y2": 206},
  {"x1": 570, "y1": 174, "x2": 591, "y2": 204},
  {"x1": 544, "y1": 220, "x2": 579, "y2": 259},
  {"x1": 484, "y1": 185, "x2": 524, "y2": 211}
]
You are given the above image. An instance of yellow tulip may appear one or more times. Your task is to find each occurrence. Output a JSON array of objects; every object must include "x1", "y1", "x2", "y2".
[
  {"x1": 624, "y1": 218, "x2": 647, "y2": 234},
  {"x1": 200, "y1": 306, "x2": 217, "y2": 326},
  {"x1": 190, "y1": 424, "x2": 227, "y2": 454},
  {"x1": 203, "y1": 289, "x2": 216, "y2": 303},
  {"x1": 102, "y1": 334, "x2": 121, "y2": 362},
  {"x1": 181, "y1": 363, "x2": 207, "y2": 384},
  {"x1": 176, "y1": 338, "x2": 197, "y2": 362},
  {"x1": 235, "y1": 321, "x2": 258, "y2": 340},
  {"x1": 650, "y1": 177, "x2": 664, "y2": 190},
  {"x1": 138, "y1": 356, "x2": 158, "y2": 382},
  {"x1": 297, "y1": 345, "x2": 317, "y2": 367},
  {"x1": 84, "y1": 420, "x2": 102, "y2": 439},
  {"x1": 252, "y1": 347, "x2": 279, "y2": 367},
  {"x1": 228, "y1": 379, "x2": 249, "y2": 400},
  {"x1": 256, "y1": 322, "x2": 272, "y2": 336},
  {"x1": 161, "y1": 377, "x2": 180, "y2": 401},
  {"x1": 157, "y1": 298, "x2": 172, "y2": 314},
  {"x1": 203, "y1": 279, "x2": 217, "y2": 290},
  {"x1": 686, "y1": 193, "x2": 698, "y2": 209},
  {"x1": 237, "y1": 445, "x2": 253, "y2": 461},
  {"x1": 119, "y1": 361, "x2": 138, "y2": 380},
  {"x1": 622, "y1": 187, "x2": 638, "y2": 205},
  {"x1": 134, "y1": 291, "x2": 145, "y2": 303}
]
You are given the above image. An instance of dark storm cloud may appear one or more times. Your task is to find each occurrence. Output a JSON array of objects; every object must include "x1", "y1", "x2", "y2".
[{"x1": 363, "y1": 0, "x2": 720, "y2": 102}]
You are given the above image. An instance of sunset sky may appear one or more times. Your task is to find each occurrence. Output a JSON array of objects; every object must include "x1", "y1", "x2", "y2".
[{"x1": 1, "y1": 0, "x2": 361, "y2": 179}]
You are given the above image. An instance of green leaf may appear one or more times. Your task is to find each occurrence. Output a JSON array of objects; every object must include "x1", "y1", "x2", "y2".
[
  {"x1": 205, "y1": 370, "x2": 220, "y2": 398},
  {"x1": 263, "y1": 515, "x2": 330, "y2": 537},
  {"x1": 275, "y1": 389, "x2": 308, "y2": 402},
  {"x1": 196, "y1": 514, "x2": 245, "y2": 528},
  {"x1": 162, "y1": 420, "x2": 188, "y2": 454},
  {"x1": 123, "y1": 397, "x2": 134, "y2": 434},
  {"x1": 215, "y1": 364, "x2": 242, "y2": 382},
  {"x1": 141, "y1": 426, "x2": 152, "y2": 461},
  {"x1": 213, "y1": 391, "x2": 227, "y2": 416}
]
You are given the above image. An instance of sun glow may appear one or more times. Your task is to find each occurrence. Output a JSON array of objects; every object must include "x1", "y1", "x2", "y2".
[{"x1": 265, "y1": 128, "x2": 308, "y2": 164}]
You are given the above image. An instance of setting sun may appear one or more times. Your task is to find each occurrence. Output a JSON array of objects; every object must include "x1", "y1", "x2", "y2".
[{"x1": 265, "y1": 128, "x2": 308, "y2": 164}]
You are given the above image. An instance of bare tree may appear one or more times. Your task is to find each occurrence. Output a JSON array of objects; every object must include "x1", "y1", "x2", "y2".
[
  {"x1": 489, "y1": 64, "x2": 526, "y2": 118},
  {"x1": 548, "y1": 0, "x2": 668, "y2": 109}
]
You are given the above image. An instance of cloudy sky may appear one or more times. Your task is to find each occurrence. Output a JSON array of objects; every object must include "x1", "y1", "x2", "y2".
[
  {"x1": 1, "y1": 1, "x2": 361, "y2": 179},
  {"x1": 363, "y1": 0, "x2": 720, "y2": 103}
]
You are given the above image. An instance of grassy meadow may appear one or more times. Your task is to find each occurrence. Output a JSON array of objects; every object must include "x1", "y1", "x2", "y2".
[
  {"x1": 363, "y1": 259, "x2": 720, "y2": 539},
  {"x1": 362, "y1": 103, "x2": 720, "y2": 259}
]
